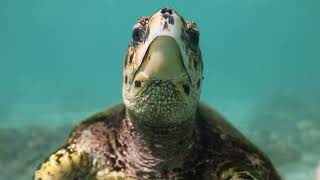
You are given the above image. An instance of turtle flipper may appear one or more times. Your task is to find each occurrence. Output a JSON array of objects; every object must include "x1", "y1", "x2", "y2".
[
  {"x1": 34, "y1": 147, "x2": 94, "y2": 180},
  {"x1": 219, "y1": 167, "x2": 262, "y2": 180},
  {"x1": 217, "y1": 161, "x2": 282, "y2": 180}
]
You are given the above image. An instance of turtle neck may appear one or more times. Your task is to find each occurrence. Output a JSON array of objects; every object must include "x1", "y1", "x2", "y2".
[{"x1": 117, "y1": 110, "x2": 200, "y2": 178}]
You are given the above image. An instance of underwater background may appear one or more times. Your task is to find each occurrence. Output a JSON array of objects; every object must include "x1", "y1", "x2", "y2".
[{"x1": 0, "y1": 0, "x2": 319, "y2": 179}]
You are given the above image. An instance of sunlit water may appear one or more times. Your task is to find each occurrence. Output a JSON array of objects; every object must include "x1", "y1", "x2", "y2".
[{"x1": 0, "y1": 0, "x2": 319, "y2": 179}]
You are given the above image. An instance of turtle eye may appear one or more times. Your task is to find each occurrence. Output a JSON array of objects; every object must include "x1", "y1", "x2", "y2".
[
  {"x1": 132, "y1": 27, "x2": 145, "y2": 42},
  {"x1": 187, "y1": 28, "x2": 199, "y2": 46}
]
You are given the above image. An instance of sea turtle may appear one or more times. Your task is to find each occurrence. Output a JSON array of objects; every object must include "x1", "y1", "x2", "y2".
[{"x1": 34, "y1": 7, "x2": 281, "y2": 180}]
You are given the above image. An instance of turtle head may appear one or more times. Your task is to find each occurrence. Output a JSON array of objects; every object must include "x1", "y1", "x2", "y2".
[{"x1": 122, "y1": 7, "x2": 203, "y2": 127}]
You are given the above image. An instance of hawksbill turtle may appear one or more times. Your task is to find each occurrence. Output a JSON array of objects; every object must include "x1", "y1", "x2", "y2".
[{"x1": 34, "y1": 7, "x2": 281, "y2": 180}]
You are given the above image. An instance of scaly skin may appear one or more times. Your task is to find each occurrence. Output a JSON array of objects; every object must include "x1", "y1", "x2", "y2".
[
  {"x1": 34, "y1": 148, "x2": 93, "y2": 179},
  {"x1": 34, "y1": 105, "x2": 129, "y2": 180},
  {"x1": 35, "y1": 7, "x2": 281, "y2": 180},
  {"x1": 35, "y1": 104, "x2": 281, "y2": 179}
]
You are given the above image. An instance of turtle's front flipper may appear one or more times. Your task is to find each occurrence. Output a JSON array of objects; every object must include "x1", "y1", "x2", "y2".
[
  {"x1": 34, "y1": 147, "x2": 94, "y2": 180},
  {"x1": 219, "y1": 166, "x2": 262, "y2": 180},
  {"x1": 217, "y1": 162, "x2": 281, "y2": 180}
]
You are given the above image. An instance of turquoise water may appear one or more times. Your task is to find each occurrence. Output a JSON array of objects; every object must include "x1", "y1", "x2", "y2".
[{"x1": 0, "y1": 0, "x2": 319, "y2": 179}]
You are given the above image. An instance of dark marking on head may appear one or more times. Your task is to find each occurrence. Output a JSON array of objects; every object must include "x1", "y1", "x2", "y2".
[
  {"x1": 134, "y1": 80, "x2": 141, "y2": 87},
  {"x1": 180, "y1": 30, "x2": 188, "y2": 45},
  {"x1": 182, "y1": 84, "x2": 190, "y2": 95},
  {"x1": 129, "y1": 53, "x2": 134, "y2": 64},
  {"x1": 197, "y1": 79, "x2": 201, "y2": 89},
  {"x1": 193, "y1": 59, "x2": 198, "y2": 70},
  {"x1": 124, "y1": 52, "x2": 128, "y2": 67},
  {"x1": 125, "y1": 75, "x2": 128, "y2": 84},
  {"x1": 169, "y1": 16, "x2": 174, "y2": 25},
  {"x1": 162, "y1": 13, "x2": 174, "y2": 25},
  {"x1": 161, "y1": 7, "x2": 173, "y2": 15},
  {"x1": 163, "y1": 13, "x2": 171, "y2": 20},
  {"x1": 132, "y1": 27, "x2": 145, "y2": 42},
  {"x1": 163, "y1": 22, "x2": 169, "y2": 30},
  {"x1": 138, "y1": 16, "x2": 150, "y2": 26},
  {"x1": 187, "y1": 28, "x2": 199, "y2": 46}
]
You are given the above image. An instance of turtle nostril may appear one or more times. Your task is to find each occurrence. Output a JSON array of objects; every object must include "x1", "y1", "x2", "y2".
[{"x1": 161, "y1": 7, "x2": 173, "y2": 15}]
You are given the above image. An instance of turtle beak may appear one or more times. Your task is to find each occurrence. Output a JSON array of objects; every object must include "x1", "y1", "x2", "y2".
[
  {"x1": 133, "y1": 7, "x2": 190, "y2": 82},
  {"x1": 138, "y1": 36, "x2": 186, "y2": 80}
]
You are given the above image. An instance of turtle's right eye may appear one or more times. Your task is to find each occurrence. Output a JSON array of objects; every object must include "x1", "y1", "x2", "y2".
[{"x1": 132, "y1": 27, "x2": 145, "y2": 42}]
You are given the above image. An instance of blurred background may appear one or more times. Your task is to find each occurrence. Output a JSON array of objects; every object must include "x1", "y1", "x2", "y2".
[{"x1": 0, "y1": 0, "x2": 319, "y2": 179}]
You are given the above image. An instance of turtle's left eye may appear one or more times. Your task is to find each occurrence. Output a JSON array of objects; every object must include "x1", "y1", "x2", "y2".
[
  {"x1": 187, "y1": 28, "x2": 199, "y2": 46},
  {"x1": 132, "y1": 27, "x2": 145, "y2": 42}
]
